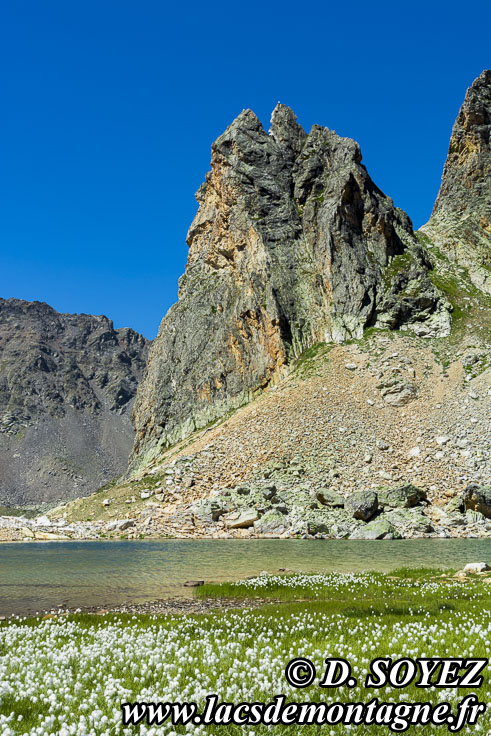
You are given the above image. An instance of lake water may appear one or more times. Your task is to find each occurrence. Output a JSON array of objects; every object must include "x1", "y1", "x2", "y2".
[{"x1": 1, "y1": 538, "x2": 490, "y2": 616}]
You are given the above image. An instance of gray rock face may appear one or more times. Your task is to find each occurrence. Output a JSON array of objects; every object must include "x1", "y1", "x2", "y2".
[
  {"x1": 384, "y1": 509, "x2": 434, "y2": 535},
  {"x1": 223, "y1": 508, "x2": 258, "y2": 529},
  {"x1": 315, "y1": 489, "x2": 345, "y2": 507},
  {"x1": 132, "y1": 105, "x2": 451, "y2": 467},
  {"x1": 0, "y1": 298, "x2": 149, "y2": 507},
  {"x1": 378, "y1": 484, "x2": 427, "y2": 509},
  {"x1": 421, "y1": 70, "x2": 491, "y2": 293},
  {"x1": 346, "y1": 490, "x2": 378, "y2": 521},
  {"x1": 349, "y1": 518, "x2": 400, "y2": 540}
]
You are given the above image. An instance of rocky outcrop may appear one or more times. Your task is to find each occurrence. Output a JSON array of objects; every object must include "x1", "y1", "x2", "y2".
[
  {"x1": 132, "y1": 106, "x2": 450, "y2": 466},
  {"x1": 465, "y1": 484, "x2": 491, "y2": 518},
  {"x1": 421, "y1": 70, "x2": 491, "y2": 293},
  {"x1": 0, "y1": 298, "x2": 149, "y2": 507}
]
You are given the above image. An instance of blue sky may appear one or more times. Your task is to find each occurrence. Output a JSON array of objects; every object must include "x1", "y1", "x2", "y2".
[{"x1": 1, "y1": 1, "x2": 489, "y2": 338}]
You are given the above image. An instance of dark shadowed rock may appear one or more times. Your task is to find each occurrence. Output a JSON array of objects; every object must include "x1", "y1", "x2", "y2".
[
  {"x1": 346, "y1": 490, "x2": 378, "y2": 521},
  {"x1": 464, "y1": 484, "x2": 491, "y2": 518}
]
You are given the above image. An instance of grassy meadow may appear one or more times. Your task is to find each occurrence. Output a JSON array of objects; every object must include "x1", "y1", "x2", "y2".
[{"x1": 0, "y1": 570, "x2": 490, "y2": 734}]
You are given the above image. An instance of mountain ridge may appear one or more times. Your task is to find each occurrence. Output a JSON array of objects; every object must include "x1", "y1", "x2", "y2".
[{"x1": 0, "y1": 297, "x2": 149, "y2": 507}]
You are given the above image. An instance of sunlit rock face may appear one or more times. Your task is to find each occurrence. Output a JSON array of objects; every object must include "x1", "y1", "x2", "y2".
[
  {"x1": 132, "y1": 104, "x2": 450, "y2": 467},
  {"x1": 422, "y1": 70, "x2": 491, "y2": 293}
]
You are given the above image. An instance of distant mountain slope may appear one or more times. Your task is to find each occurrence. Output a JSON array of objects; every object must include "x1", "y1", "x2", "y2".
[
  {"x1": 421, "y1": 70, "x2": 491, "y2": 293},
  {"x1": 0, "y1": 298, "x2": 149, "y2": 508}
]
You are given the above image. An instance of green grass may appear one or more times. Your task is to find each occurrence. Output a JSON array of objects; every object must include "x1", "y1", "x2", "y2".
[
  {"x1": 194, "y1": 569, "x2": 477, "y2": 606},
  {"x1": 1, "y1": 571, "x2": 491, "y2": 733},
  {"x1": 293, "y1": 342, "x2": 333, "y2": 377},
  {"x1": 413, "y1": 231, "x2": 491, "y2": 373}
]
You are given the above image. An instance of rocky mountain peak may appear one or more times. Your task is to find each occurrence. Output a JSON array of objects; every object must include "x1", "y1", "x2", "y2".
[
  {"x1": 433, "y1": 69, "x2": 490, "y2": 219},
  {"x1": 422, "y1": 70, "x2": 491, "y2": 292},
  {"x1": 269, "y1": 103, "x2": 307, "y2": 156},
  {"x1": 131, "y1": 106, "x2": 452, "y2": 469}
]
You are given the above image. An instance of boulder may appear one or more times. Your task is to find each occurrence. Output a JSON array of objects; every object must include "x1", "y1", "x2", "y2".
[
  {"x1": 346, "y1": 490, "x2": 378, "y2": 521},
  {"x1": 262, "y1": 484, "x2": 277, "y2": 501},
  {"x1": 34, "y1": 515, "x2": 52, "y2": 527},
  {"x1": 190, "y1": 499, "x2": 229, "y2": 523},
  {"x1": 349, "y1": 519, "x2": 401, "y2": 540},
  {"x1": 433, "y1": 511, "x2": 466, "y2": 528},
  {"x1": 223, "y1": 508, "x2": 259, "y2": 529},
  {"x1": 33, "y1": 531, "x2": 69, "y2": 540},
  {"x1": 445, "y1": 494, "x2": 465, "y2": 514},
  {"x1": 378, "y1": 484, "x2": 427, "y2": 509},
  {"x1": 315, "y1": 489, "x2": 344, "y2": 508},
  {"x1": 307, "y1": 517, "x2": 330, "y2": 536},
  {"x1": 379, "y1": 379, "x2": 416, "y2": 406},
  {"x1": 272, "y1": 502, "x2": 288, "y2": 515},
  {"x1": 465, "y1": 509, "x2": 485, "y2": 523},
  {"x1": 106, "y1": 519, "x2": 135, "y2": 532},
  {"x1": 464, "y1": 485, "x2": 491, "y2": 518},
  {"x1": 463, "y1": 562, "x2": 489, "y2": 574},
  {"x1": 236, "y1": 486, "x2": 250, "y2": 496},
  {"x1": 300, "y1": 509, "x2": 360, "y2": 538},
  {"x1": 254, "y1": 510, "x2": 288, "y2": 535},
  {"x1": 385, "y1": 508, "x2": 434, "y2": 535}
]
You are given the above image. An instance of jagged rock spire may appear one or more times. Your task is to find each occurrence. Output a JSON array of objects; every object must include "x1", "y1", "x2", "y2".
[
  {"x1": 422, "y1": 70, "x2": 491, "y2": 293},
  {"x1": 432, "y1": 70, "x2": 491, "y2": 219},
  {"x1": 131, "y1": 104, "x2": 451, "y2": 468},
  {"x1": 269, "y1": 103, "x2": 307, "y2": 156}
]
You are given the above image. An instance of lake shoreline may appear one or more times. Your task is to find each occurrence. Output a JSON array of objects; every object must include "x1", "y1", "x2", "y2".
[
  {"x1": 1, "y1": 525, "x2": 491, "y2": 543},
  {"x1": 2, "y1": 537, "x2": 490, "y2": 618},
  {"x1": 6, "y1": 565, "x2": 490, "y2": 620},
  {"x1": 1, "y1": 595, "x2": 272, "y2": 621}
]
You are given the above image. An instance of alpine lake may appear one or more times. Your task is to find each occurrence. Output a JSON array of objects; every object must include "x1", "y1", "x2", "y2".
[{"x1": 1, "y1": 537, "x2": 490, "y2": 616}]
